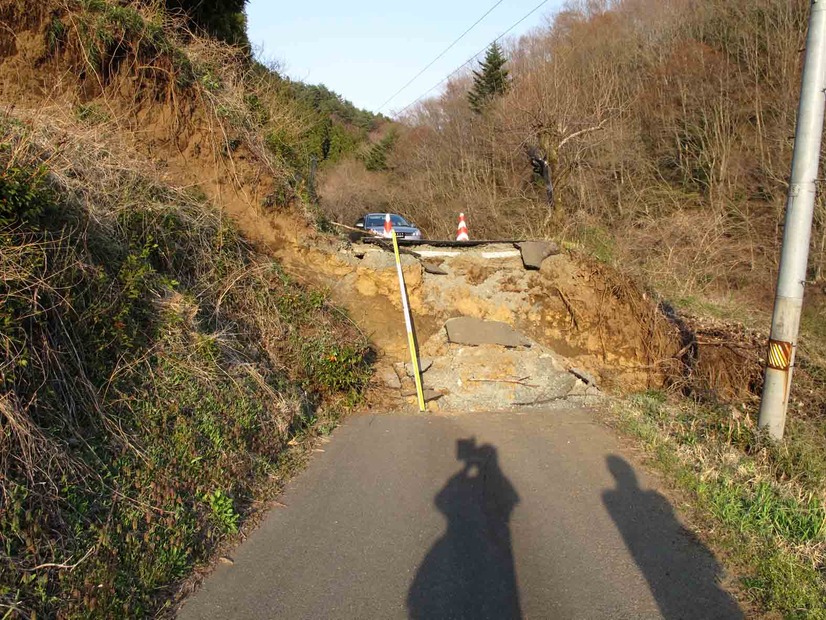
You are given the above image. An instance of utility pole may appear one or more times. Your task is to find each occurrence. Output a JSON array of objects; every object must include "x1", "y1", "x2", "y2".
[{"x1": 759, "y1": 0, "x2": 826, "y2": 440}]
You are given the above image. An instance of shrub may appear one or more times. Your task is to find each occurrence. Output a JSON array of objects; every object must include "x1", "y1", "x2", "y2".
[
  {"x1": 0, "y1": 115, "x2": 370, "y2": 618},
  {"x1": 165, "y1": 0, "x2": 250, "y2": 47}
]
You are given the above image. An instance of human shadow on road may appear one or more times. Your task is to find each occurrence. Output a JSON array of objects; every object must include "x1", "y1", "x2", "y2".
[
  {"x1": 407, "y1": 438, "x2": 521, "y2": 620},
  {"x1": 603, "y1": 455, "x2": 743, "y2": 620}
]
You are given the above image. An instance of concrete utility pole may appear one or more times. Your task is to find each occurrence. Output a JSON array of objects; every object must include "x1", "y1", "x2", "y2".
[{"x1": 759, "y1": 0, "x2": 826, "y2": 440}]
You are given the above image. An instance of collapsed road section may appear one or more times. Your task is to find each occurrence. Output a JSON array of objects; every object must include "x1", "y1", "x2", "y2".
[{"x1": 276, "y1": 234, "x2": 684, "y2": 412}]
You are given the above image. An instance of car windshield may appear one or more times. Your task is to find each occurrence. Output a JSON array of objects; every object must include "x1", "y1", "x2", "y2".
[{"x1": 365, "y1": 214, "x2": 411, "y2": 227}]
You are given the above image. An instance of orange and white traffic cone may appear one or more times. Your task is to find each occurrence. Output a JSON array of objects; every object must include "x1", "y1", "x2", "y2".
[
  {"x1": 383, "y1": 213, "x2": 393, "y2": 238},
  {"x1": 456, "y1": 212, "x2": 469, "y2": 242}
]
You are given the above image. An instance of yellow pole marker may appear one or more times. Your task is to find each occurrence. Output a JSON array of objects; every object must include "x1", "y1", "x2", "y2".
[{"x1": 391, "y1": 230, "x2": 426, "y2": 412}]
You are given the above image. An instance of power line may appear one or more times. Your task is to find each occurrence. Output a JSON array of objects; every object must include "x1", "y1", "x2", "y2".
[
  {"x1": 377, "y1": 0, "x2": 508, "y2": 112},
  {"x1": 394, "y1": 0, "x2": 552, "y2": 117}
]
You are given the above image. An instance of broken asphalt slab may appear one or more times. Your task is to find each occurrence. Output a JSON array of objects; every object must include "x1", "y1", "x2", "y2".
[
  {"x1": 422, "y1": 260, "x2": 448, "y2": 275},
  {"x1": 516, "y1": 241, "x2": 561, "y2": 270},
  {"x1": 445, "y1": 317, "x2": 532, "y2": 348},
  {"x1": 424, "y1": 344, "x2": 576, "y2": 412}
]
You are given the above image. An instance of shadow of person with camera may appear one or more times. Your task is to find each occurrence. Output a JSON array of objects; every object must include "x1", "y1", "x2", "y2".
[
  {"x1": 603, "y1": 455, "x2": 743, "y2": 619},
  {"x1": 407, "y1": 438, "x2": 521, "y2": 620}
]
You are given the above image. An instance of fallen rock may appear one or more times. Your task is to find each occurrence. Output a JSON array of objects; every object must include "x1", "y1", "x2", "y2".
[
  {"x1": 423, "y1": 389, "x2": 444, "y2": 402},
  {"x1": 402, "y1": 388, "x2": 444, "y2": 402},
  {"x1": 421, "y1": 342, "x2": 574, "y2": 411},
  {"x1": 404, "y1": 358, "x2": 434, "y2": 376},
  {"x1": 516, "y1": 241, "x2": 561, "y2": 270},
  {"x1": 422, "y1": 260, "x2": 448, "y2": 275},
  {"x1": 445, "y1": 317, "x2": 531, "y2": 348},
  {"x1": 570, "y1": 367, "x2": 599, "y2": 387},
  {"x1": 378, "y1": 367, "x2": 402, "y2": 389}
]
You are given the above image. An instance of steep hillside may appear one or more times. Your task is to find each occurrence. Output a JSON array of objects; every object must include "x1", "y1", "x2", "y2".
[
  {"x1": 1, "y1": 0, "x2": 825, "y2": 617},
  {"x1": 0, "y1": 0, "x2": 382, "y2": 217},
  {"x1": 0, "y1": 1, "x2": 378, "y2": 616}
]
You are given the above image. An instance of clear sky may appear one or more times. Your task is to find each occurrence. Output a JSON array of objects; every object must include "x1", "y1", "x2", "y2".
[{"x1": 246, "y1": 0, "x2": 564, "y2": 115}]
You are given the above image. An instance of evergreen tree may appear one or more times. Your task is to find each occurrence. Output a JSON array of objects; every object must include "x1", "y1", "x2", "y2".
[
  {"x1": 467, "y1": 43, "x2": 510, "y2": 114},
  {"x1": 165, "y1": 0, "x2": 250, "y2": 47},
  {"x1": 362, "y1": 130, "x2": 398, "y2": 172}
]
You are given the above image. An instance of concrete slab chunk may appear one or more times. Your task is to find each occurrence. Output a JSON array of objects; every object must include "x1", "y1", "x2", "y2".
[
  {"x1": 516, "y1": 241, "x2": 561, "y2": 270},
  {"x1": 423, "y1": 389, "x2": 443, "y2": 402},
  {"x1": 445, "y1": 317, "x2": 532, "y2": 348},
  {"x1": 404, "y1": 358, "x2": 434, "y2": 376},
  {"x1": 378, "y1": 367, "x2": 401, "y2": 390},
  {"x1": 401, "y1": 388, "x2": 444, "y2": 402},
  {"x1": 422, "y1": 260, "x2": 448, "y2": 275}
]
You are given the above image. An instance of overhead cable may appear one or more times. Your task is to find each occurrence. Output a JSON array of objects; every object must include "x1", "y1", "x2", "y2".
[
  {"x1": 376, "y1": 0, "x2": 508, "y2": 112},
  {"x1": 394, "y1": 0, "x2": 552, "y2": 117}
]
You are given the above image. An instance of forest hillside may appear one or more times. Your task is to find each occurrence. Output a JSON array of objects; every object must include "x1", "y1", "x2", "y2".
[
  {"x1": 0, "y1": 0, "x2": 379, "y2": 616},
  {"x1": 322, "y1": 0, "x2": 820, "y2": 317}
]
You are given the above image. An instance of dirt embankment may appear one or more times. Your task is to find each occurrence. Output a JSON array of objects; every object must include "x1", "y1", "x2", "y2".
[
  {"x1": 282, "y1": 240, "x2": 680, "y2": 391},
  {"x1": 269, "y1": 235, "x2": 766, "y2": 410},
  {"x1": 0, "y1": 2, "x2": 289, "y2": 251}
]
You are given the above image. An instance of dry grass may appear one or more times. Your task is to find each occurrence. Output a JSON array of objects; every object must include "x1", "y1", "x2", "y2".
[
  {"x1": 317, "y1": 0, "x2": 813, "y2": 307},
  {"x1": 0, "y1": 101, "x2": 370, "y2": 617}
]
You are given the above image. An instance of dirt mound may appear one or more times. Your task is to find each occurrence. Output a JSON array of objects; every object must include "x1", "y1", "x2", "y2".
[
  {"x1": 672, "y1": 312, "x2": 765, "y2": 402},
  {"x1": 297, "y1": 241, "x2": 683, "y2": 398},
  {"x1": 291, "y1": 237, "x2": 780, "y2": 411}
]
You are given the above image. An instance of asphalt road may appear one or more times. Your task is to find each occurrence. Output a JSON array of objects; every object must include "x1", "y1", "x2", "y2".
[{"x1": 178, "y1": 409, "x2": 744, "y2": 620}]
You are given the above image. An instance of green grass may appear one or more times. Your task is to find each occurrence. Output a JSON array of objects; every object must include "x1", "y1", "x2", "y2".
[
  {"x1": 578, "y1": 225, "x2": 616, "y2": 264},
  {"x1": 607, "y1": 392, "x2": 826, "y2": 618},
  {"x1": 46, "y1": 0, "x2": 195, "y2": 91},
  {"x1": 672, "y1": 294, "x2": 764, "y2": 327}
]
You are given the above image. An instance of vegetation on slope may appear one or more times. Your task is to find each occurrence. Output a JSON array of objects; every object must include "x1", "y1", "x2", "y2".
[
  {"x1": 164, "y1": 0, "x2": 250, "y2": 47},
  {"x1": 0, "y1": 0, "x2": 383, "y2": 617},
  {"x1": 467, "y1": 42, "x2": 510, "y2": 115},
  {"x1": 322, "y1": 0, "x2": 817, "y2": 303},
  {"x1": 32, "y1": 0, "x2": 382, "y2": 193},
  {"x1": 0, "y1": 108, "x2": 370, "y2": 619}
]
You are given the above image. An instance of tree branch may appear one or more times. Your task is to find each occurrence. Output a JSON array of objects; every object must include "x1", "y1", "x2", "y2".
[
  {"x1": 557, "y1": 118, "x2": 609, "y2": 151},
  {"x1": 25, "y1": 546, "x2": 96, "y2": 572}
]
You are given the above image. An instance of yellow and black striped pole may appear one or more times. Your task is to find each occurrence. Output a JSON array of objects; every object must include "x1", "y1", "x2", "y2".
[
  {"x1": 391, "y1": 230, "x2": 426, "y2": 412},
  {"x1": 759, "y1": 0, "x2": 826, "y2": 440}
]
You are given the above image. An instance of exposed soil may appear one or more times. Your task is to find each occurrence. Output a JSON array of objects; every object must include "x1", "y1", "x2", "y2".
[{"x1": 293, "y1": 242, "x2": 682, "y2": 404}]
